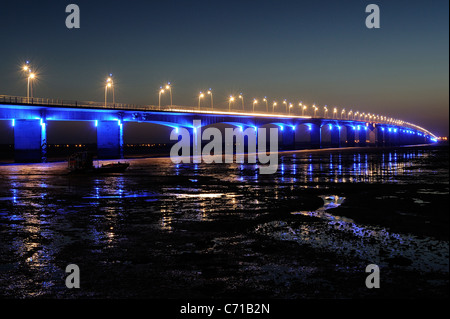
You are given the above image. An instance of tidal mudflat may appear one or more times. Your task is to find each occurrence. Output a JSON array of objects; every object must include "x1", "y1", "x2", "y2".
[{"x1": 0, "y1": 145, "x2": 448, "y2": 298}]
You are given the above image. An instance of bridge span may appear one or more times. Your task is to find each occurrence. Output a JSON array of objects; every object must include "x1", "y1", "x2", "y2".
[{"x1": 0, "y1": 95, "x2": 437, "y2": 163}]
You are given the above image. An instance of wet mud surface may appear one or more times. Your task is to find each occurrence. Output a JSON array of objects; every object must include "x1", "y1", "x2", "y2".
[{"x1": 0, "y1": 145, "x2": 448, "y2": 299}]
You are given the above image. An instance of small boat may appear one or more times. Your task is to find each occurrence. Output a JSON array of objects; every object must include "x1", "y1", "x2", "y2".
[{"x1": 68, "y1": 151, "x2": 129, "y2": 173}]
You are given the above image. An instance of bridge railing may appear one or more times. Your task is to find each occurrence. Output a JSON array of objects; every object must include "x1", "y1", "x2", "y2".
[
  {"x1": 0, "y1": 95, "x2": 154, "y2": 111},
  {"x1": 0, "y1": 94, "x2": 309, "y2": 116}
]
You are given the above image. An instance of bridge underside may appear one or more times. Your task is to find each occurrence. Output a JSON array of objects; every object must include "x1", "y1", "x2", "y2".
[{"x1": 0, "y1": 103, "x2": 434, "y2": 163}]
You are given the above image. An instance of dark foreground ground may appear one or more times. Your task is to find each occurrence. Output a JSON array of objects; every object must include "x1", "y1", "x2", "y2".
[{"x1": 0, "y1": 144, "x2": 448, "y2": 302}]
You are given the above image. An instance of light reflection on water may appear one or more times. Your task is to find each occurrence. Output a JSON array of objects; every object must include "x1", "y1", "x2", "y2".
[{"x1": 0, "y1": 147, "x2": 448, "y2": 296}]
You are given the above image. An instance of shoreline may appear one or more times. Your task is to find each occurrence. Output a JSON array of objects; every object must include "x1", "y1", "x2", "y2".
[{"x1": 0, "y1": 143, "x2": 446, "y2": 166}]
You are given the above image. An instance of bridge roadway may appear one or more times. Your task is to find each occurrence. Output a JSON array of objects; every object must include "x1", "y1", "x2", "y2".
[{"x1": 0, "y1": 95, "x2": 436, "y2": 163}]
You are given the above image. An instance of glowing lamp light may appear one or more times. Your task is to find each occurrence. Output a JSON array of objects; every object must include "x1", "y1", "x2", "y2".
[{"x1": 12, "y1": 119, "x2": 15, "y2": 127}]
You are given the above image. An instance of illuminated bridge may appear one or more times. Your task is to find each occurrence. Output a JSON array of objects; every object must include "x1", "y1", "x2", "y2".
[{"x1": 0, "y1": 95, "x2": 438, "y2": 163}]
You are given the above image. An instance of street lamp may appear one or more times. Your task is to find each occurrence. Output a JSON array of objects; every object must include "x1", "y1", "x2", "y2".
[
  {"x1": 263, "y1": 97, "x2": 268, "y2": 112},
  {"x1": 238, "y1": 93, "x2": 244, "y2": 110},
  {"x1": 165, "y1": 82, "x2": 172, "y2": 107},
  {"x1": 341, "y1": 108, "x2": 346, "y2": 119},
  {"x1": 272, "y1": 101, "x2": 277, "y2": 113},
  {"x1": 333, "y1": 107, "x2": 338, "y2": 119},
  {"x1": 105, "y1": 75, "x2": 115, "y2": 107},
  {"x1": 289, "y1": 103, "x2": 293, "y2": 115},
  {"x1": 229, "y1": 96, "x2": 235, "y2": 111},
  {"x1": 313, "y1": 104, "x2": 318, "y2": 117},
  {"x1": 283, "y1": 99, "x2": 287, "y2": 113},
  {"x1": 198, "y1": 92, "x2": 204, "y2": 110},
  {"x1": 28, "y1": 72, "x2": 36, "y2": 102},
  {"x1": 158, "y1": 87, "x2": 165, "y2": 110},
  {"x1": 253, "y1": 99, "x2": 258, "y2": 112},
  {"x1": 207, "y1": 89, "x2": 213, "y2": 109},
  {"x1": 323, "y1": 106, "x2": 328, "y2": 118},
  {"x1": 302, "y1": 104, "x2": 307, "y2": 116},
  {"x1": 22, "y1": 61, "x2": 36, "y2": 102}
]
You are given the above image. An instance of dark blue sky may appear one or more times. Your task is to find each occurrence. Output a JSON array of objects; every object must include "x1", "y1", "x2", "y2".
[{"x1": 0, "y1": 0, "x2": 448, "y2": 136}]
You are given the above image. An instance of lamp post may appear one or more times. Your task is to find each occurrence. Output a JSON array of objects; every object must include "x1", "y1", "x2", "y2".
[
  {"x1": 324, "y1": 106, "x2": 328, "y2": 118},
  {"x1": 105, "y1": 82, "x2": 111, "y2": 107},
  {"x1": 289, "y1": 103, "x2": 293, "y2": 115},
  {"x1": 333, "y1": 107, "x2": 338, "y2": 119},
  {"x1": 105, "y1": 75, "x2": 115, "y2": 107},
  {"x1": 158, "y1": 87, "x2": 165, "y2": 110},
  {"x1": 207, "y1": 89, "x2": 213, "y2": 109},
  {"x1": 238, "y1": 93, "x2": 244, "y2": 110},
  {"x1": 283, "y1": 99, "x2": 287, "y2": 113},
  {"x1": 165, "y1": 82, "x2": 172, "y2": 107},
  {"x1": 28, "y1": 72, "x2": 35, "y2": 102},
  {"x1": 22, "y1": 61, "x2": 36, "y2": 102},
  {"x1": 263, "y1": 97, "x2": 268, "y2": 112},
  {"x1": 229, "y1": 96, "x2": 235, "y2": 111},
  {"x1": 272, "y1": 101, "x2": 277, "y2": 113},
  {"x1": 302, "y1": 104, "x2": 307, "y2": 116},
  {"x1": 253, "y1": 99, "x2": 258, "y2": 112},
  {"x1": 341, "y1": 108, "x2": 346, "y2": 119},
  {"x1": 198, "y1": 92, "x2": 204, "y2": 110},
  {"x1": 313, "y1": 104, "x2": 318, "y2": 118}
]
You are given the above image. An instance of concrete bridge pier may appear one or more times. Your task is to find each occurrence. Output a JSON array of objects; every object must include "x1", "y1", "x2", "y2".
[
  {"x1": 310, "y1": 124, "x2": 321, "y2": 149},
  {"x1": 330, "y1": 126, "x2": 341, "y2": 148},
  {"x1": 281, "y1": 126, "x2": 295, "y2": 150},
  {"x1": 376, "y1": 127, "x2": 385, "y2": 147},
  {"x1": 96, "y1": 120, "x2": 124, "y2": 159},
  {"x1": 345, "y1": 125, "x2": 355, "y2": 147},
  {"x1": 14, "y1": 119, "x2": 47, "y2": 163},
  {"x1": 357, "y1": 127, "x2": 367, "y2": 147}
]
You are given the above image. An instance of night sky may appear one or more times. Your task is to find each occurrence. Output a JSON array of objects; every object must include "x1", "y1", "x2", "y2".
[{"x1": 0, "y1": 0, "x2": 448, "y2": 141}]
